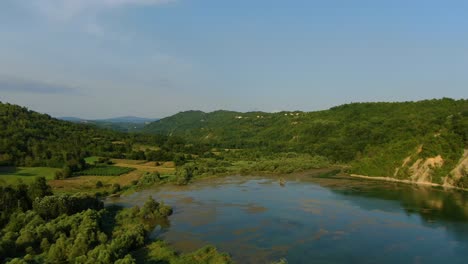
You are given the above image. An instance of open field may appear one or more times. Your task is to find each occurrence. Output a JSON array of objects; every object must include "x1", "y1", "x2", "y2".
[
  {"x1": 49, "y1": 170, "x2": 144, "y2": 193},
  {"x1": 48, "y1": 159, "x2": 176, "y2": 193},
  {"x1": 73, "y1": 165, "x2": 136, "y2": 176},
  {"x1": 111, "y1": 158, "x2": 147, "y2": 165},
  {"x1": 0, "y1": 158, "x2": 176, "y2": 193},
  {"x1": 84, "y1": 156, "x2": 100, "y2": 164},
  {"x1": 133, "y1": 144, "x2": 160, "y2": 151},
  {"x1": 0, "y1": 167, "x2": 60, "y2": 185},
  {"x1": 112, "y1": 159, "x2": 176, "y2": 174}
]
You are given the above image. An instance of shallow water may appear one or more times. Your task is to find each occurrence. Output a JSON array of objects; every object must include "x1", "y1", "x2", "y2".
[{"x1": 107, "y1": 173, "x2": 468, "y2": 264}]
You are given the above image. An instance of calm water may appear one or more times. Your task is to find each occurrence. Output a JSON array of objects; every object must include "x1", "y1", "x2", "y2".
[{"x1": 107, "y1": 173, "x2": 468, "y2": 264}]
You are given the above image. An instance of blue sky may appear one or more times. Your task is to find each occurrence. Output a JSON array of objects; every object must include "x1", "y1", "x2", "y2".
[{"x1": 0, "y1": 0, "x2": 467, "y2": 118}]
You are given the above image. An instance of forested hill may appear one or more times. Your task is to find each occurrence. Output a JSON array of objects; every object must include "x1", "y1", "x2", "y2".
[
  {"x1": 2, "y1": 99, "x2": 467, "y2": 187},
  {"x1": 144, "y1": 98, "x2": 468, "y2": 186},
  {"x1": 143, "y1": 99, "x2": 467, "y2": 158},
  {"x1": 0, "y1": 102, "x2": 131, "y2": 167}
]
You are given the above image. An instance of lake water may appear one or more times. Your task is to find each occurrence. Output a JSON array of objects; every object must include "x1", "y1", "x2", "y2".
[{"x1": 107, "y1": 173, "x2": 468, "y2": 264}]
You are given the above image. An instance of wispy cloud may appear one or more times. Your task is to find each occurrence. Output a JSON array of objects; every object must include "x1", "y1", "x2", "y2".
[
  {"x1": 84, "y1": 21, "x2": 104, "y2": 36},
  {"x1": 0, "y1": 77, "x2": 83, "y2": 95},
  {"x1": 29, "y1": 0, "x2": 176, "y2": 20}
]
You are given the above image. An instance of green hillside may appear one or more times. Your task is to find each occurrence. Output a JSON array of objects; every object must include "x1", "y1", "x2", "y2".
[
  {"x1": 2, "y1": 99, "x2": 467, "y2": 187},
  {"x1": 0, "y1": 102, "x2": 186, "y2": 169},
  {"x1": 144, "y1": 98, "x2": 468, "y2": 186},
  {"x1": 0, "y1": 102, "x2": 131, "y2": 168}
]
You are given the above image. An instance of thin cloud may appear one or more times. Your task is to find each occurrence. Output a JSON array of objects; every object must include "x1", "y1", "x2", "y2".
[
  {"x1": 0, "y1": 77, "x2": 83, "y2": 95},
  {"x1": 29, "y1": 0, "x2": 176, "y2": 20},
  {"x1": 84, "y1": 21, "x2": 104, "y2": 36}
]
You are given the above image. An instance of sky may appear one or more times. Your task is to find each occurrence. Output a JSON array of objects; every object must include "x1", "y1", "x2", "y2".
[{"x1": 0, "y1": 0, "x2": 467, "y2": 119}]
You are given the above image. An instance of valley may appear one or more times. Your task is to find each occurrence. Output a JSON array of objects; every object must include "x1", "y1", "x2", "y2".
[{"x1": 0, "y1": 98, "x2": 467, "y2": 263}]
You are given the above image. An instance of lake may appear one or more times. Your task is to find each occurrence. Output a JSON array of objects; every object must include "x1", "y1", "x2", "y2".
[{"x1": 107, "y1": 172, "x2": 468, "y2": 263}]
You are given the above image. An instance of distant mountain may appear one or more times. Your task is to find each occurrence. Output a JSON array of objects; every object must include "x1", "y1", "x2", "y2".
[
  {"x1": 95, "y1": 116, "x2": 158, "y2": 124},
  {"x1": 57, "y1": 116, "x2": 159, "y2": 132},
  {"x1": 58, "y1": 116, "x2": 158, "y2": 124},
  {"x1": 58, "y1": 116, "x2": 87, "y2": 122}
]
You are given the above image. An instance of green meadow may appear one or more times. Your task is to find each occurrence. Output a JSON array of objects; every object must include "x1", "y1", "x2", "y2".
[{"x1": 0, "y1": 167, "x2": 60, "y2": 185}]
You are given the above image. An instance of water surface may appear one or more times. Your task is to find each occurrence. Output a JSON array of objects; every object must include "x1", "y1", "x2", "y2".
[{"x1": 107, "y1": 173, "x2": 468, "y2": 263}]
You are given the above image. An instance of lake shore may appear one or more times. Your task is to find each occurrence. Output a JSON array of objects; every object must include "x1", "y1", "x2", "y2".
[{"x1": 348, "y1": 173, "x2": 468, "y2": 192}]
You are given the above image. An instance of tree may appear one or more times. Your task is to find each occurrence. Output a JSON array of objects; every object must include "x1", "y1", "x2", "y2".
[
  {"x1": 140, "y1": 196, "x2": 160, "y2": 219},
  {"x1": 28, "y1": 177, "x2": 52, "y2": 201},
  {"x1": 173, "y1": 154, "x2": 186, "y2": 166},
  {"x1": 115, "y1": 254, "x2": 137, "y2": 264},
  {"x1": 175, "y1": 164, "x2": 196, "y2": 185},
  {"x1": 47, "y1": 235, "x2": 68, "y2": 263}
]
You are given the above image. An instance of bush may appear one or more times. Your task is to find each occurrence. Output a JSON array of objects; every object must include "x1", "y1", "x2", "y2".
[
  {"x1": 54, "y1": 166, "x2": 72, "y2": 179},
  {"x1": 175, "y1": 164, "x2": 197, "y2": 185},
  {"x1": 95, "y1": 157, "x2": 114, "y2": 165},
  {"x1": 138, "y1": 172, "x2": 161, "y2": 187},
  {"x1": 96, "y1": 181, "x2": 104, "y2": 188},
  {"x1": 139, "y1": 196, "x2": 173, "y2": 219},
  {"x1": 112, "y1": 184, "x2": 121, "y2": 194}
]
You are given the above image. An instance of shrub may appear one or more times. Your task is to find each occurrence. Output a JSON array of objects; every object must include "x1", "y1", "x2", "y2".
[
  {"x1": 112, "y1": 184, "x2": 121, "y2": 194},
  {"x1": 138, "y1": 172, "x2": 161, "y2": 187},
  {"x1": 54, "y1": 167, "x2": 72, "y2": 179}
]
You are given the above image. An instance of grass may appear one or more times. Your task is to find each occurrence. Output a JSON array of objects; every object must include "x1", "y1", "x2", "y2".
[
  {"x1": 112, "y1": 159, "x2": 176, "y2": 174},
  {"x1": 0, "y1": 167, "x2": 61, "y2": 185},
  {"x1": 0, "y1": 158, "x2": 175, "y2": 194},
  {"x1": 49, "y1": 170, "x2": 144, "y2": 194},
  {"x1": 74, "y1": 165, "x2": 136, "y2": 176},
  {"x1": 133, "y1": 144, "x2": 160, "y2": 151},
  {"x1": 111, "y1": 158, "x2": 148, "y2": 165},
  {"x1": 50, "y1": 158, "x2": 176, "y2": 194},
  {"x1": 0, "y1": 158, "x2": 176, "y2": 194},
  {"x1": 84, "y1": 156, "x2": 101, "y2": 164}
]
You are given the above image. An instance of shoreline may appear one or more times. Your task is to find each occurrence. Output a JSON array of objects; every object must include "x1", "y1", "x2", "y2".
[
  {"x1": 348, "y1": 174, "x2": 468, "y2": 192},
  {"x1": 116, "y1": 167, "x2": 340, "y2": 197},
  {"x1": 118, "y1": 168, "x2": 467, "y2": 198}
]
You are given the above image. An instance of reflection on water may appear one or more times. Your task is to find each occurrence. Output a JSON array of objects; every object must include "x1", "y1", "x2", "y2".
[{"x1": 107, "y1": 173, "x2": 468, "y2": 264}]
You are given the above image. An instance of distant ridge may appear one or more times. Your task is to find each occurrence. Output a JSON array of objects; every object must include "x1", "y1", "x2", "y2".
[
  {"x1": 58, "y1": 116, "x2": 159, "y2": 124},
  {"x1": 57, "y1": 116, "x2": 159, "y2": 132},
  {"x1": 59, "y1": 116, "x2": 86, "y2": 122}
]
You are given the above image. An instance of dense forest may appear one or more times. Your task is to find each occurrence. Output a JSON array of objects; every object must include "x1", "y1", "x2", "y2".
[
  {"x1": 143, "y1": 99, "x2": 467, "y2": 160},
  {"x1": 0, "y1": 178, "x2": 231, "y2": 263}
]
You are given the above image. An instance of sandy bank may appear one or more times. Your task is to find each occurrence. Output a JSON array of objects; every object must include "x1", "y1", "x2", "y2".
[{"x1": 349, "y1": 174, "x2": 468, "y2": 192}]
